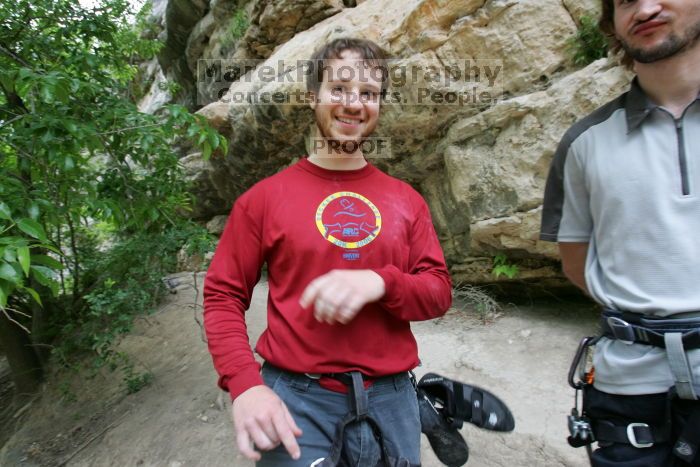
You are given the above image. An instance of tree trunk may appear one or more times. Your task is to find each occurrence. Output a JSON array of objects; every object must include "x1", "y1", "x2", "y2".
[
  {"x1": 31, "y1": 303, "x2": 51, "y2": 365},
  {"x1": 0, "y1": 310, "x2": 43, "y2": 399},
  {"x1": 29, "y1": 277, "x2": 54, "y2": 365}
]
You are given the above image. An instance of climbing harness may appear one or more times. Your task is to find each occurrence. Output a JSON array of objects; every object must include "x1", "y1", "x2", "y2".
[
  {"x1": 601, "y1": 308, "x2": 700, "y2": 400},
  {"x1": 317, "y1": 371, "x2": 419, "y2": 467},
  {"x1": 565, "y1": 308, "x2": 700, "y2": 465}
]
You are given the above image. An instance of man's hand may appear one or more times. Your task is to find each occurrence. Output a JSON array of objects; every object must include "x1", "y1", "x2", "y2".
[
  {"x1": 299, "y1": 269, "x2": 385, "y2": 325},
  {"x1": 232, "y1": 385, "x2": 302, "y2": 461}
]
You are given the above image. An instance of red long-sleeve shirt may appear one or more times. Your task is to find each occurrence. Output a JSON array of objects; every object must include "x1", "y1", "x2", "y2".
[{"x1": 203, "y1": 158, "x2": 452, "y2": 400}]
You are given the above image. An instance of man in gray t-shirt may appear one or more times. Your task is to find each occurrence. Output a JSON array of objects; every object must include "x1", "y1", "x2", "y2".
[{"x1": 540, "y1": 0, "x2": 700, "y2": 465}]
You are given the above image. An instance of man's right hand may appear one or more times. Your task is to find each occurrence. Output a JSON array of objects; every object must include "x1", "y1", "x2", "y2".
[{"x1": 232, "y1": 385, "x2": 303, "y2": 461}]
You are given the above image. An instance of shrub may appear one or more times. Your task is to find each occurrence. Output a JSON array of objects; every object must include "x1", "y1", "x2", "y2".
[
  {"x1": 453, "y1": 283, "x2": 503, "y2": 324},
  {"x1": 54, "y1": 221, "x2": 213, "y2": 363},
  {"x1": 566, "y1": 15, "x2": 608, "y2": 67},
  {"x1": 222, "y1": 9, "x2": 249, "y2": 48},
  {"x1": 492, "y1": 253, "x2": 519, "y2": 280}
]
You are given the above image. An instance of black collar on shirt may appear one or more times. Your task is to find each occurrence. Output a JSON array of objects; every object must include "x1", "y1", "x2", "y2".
[{"x1": 625, "y1": 77, "x2": 700, "y2": 132}]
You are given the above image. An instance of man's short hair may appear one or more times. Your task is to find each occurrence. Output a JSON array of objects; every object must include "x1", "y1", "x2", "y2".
[
  {"x1": 306, "y1": 38, "x2": 390, "y2": 95},
  {"x1": 599, "y1": 0, "x2": 634, "y2": 68}
]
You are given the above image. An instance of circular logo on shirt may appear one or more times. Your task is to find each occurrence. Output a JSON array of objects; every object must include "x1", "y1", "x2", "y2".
[{"x1": 315, "y1": 192, "x2": 382, "y2": 249}]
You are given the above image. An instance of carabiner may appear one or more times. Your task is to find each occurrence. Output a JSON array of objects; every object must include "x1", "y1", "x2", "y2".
[{"x1": 568, "y1": 336, "x2": 597, "y2": 389}]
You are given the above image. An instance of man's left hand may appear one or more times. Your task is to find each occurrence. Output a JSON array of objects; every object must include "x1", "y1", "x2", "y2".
[{"x1": 299, "y1": 270, "x2": 385, "y2": 325}]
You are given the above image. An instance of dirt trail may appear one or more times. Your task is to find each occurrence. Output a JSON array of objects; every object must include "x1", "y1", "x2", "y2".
[{"x1": 1, "y1": 272, "x2": 598, "y2": 466}]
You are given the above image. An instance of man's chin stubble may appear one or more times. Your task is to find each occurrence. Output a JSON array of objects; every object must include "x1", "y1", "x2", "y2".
[{"x1": 622, "y1": 22, "x2": 700, "y2": 63}]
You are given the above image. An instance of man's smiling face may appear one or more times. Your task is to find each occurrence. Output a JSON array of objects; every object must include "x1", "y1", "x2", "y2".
[
  {"x1": 613, "y1": 0, "x2": 700, "y2": 63},
  {"x1": 310, "y1": 50, "x2": 383, "y2": 150}
]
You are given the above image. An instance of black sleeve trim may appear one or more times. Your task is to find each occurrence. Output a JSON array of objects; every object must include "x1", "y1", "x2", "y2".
[{"x1": 539, "y1": 94, "x2": 627, "y2": 242}]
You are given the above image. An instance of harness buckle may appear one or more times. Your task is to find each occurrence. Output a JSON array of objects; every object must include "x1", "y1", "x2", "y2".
[
  {"x1": 607, "y1": 316, "x2": 636, "y2": 344},
  {"x1": 627, "y1": 423, "x2": 653, "y2": 448}
]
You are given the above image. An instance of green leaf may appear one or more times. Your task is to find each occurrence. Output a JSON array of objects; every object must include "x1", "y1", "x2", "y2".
[
  {"x1": 17, "y1": 218, "x2": 48, "y2": 242},
  {"x1": 29, "y1": 265, "x2": 53, "y2": 284},
  {"x1": 54, "y1": 80, "x2": 70, "y2": 103},
  {"x1": 40, "y1": 84, "x2": 54, "y2": 104},
  {"x1": 41, "y1": 129, "x2": 54, "y2": 144},
  {"x1": 28, "y1": 204, "x2": 40, "y2": 220},
  {"x1": 169, "y1": 105, "x2": 182, "y2": 119},
  {"x1": 208, "y1": 131, "x2": 220, "y2": 150},
  {"x1": 0, "y1": 261, "x2": 22, "y2": 284},
  {"x1": 30, "y1": 265, "x2": 59, "y2": 297},
  {"x1": 0, "y1": 237, "x2": 28, "y2": 247},
  {"x1": 18, "y1": 246, "x2": 30, "y2": 276},
  {"x1": 0, "y1": 70, "x2": 16, "y2": 93},
  {"x1": 0, "y1": 202, "x2": 11, "y2": 220},
  {"x1": 17, "y1": 67, "x2": 33, "y2": 82},
  {"x1": 20, "y1": 286, "x2": 42, "y2": 307},
  {"x1": 202, "y1": 142, "x2": 212, "y2": 161},
  {"x1": 186, "y1": 124, "x2": 198, "y2": 138},
  {"x1": 0, "y1": 281, "x2": 11, "y2": 308},
  {"x1": 30, "y1": 255, "x2": 64, "y2": 270},
  {"x1": 31, "y1": 243, "x2": 61, "y2": 254},
  {"x1": 3, "y1": 248, "x2": 17, "y2": 263}
]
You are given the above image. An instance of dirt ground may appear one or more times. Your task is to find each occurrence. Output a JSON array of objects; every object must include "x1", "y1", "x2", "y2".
[{"x1": 0, "y1": 272, "x2": 599, "y2": 467}]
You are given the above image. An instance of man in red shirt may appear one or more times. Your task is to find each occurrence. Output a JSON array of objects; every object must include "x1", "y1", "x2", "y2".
[{"x1": 204, "y1": 38, "x2": 452, "y2": 466}]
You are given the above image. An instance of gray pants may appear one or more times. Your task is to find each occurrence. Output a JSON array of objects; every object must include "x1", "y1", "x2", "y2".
[{"x1": 257, "y1": 364, "x2": 421, "y2": 467}]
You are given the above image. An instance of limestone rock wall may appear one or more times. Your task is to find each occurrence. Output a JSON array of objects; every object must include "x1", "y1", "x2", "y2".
[{"x1": 138, "y1": 0, "x2": 633, "y2": 287}]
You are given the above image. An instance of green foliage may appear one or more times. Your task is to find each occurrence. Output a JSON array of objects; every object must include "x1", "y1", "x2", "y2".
[
  {"x1": 0, "y1": 0, "x2": 227, "y2": 391},
  {"x1": 0, "y1": 202, "x2": 62, "y2": 309},
  {"x1": 125, "y1": 368, "x2": 153, "y2": 394},
  {"x1": 566, "y1": 15, "x2": 609, "y2": 67},
  {"x1": 183, "y1": 226, "x2": 216, "y2": 257},
  {"x1": 54, "y1": 221, "x2": 209, "y2": 360},
  {"x1": 157, "y1": 80, "x2": 182, "y2": 96},
  {"x1": 1, "y1": 0, "x2": 226, "y2": 307},
  {"x1": 110, "y1": 352, "x2": 153, "y2": 394},
  {"x1": 133, "y1": 1, "x2": 162, "y2": 41},
  {"x1": 492, "y1": 253, "x2": 519, "y2": 280},
  {"x1": 223, "y1": 9, "x2": 249, "y2": 47},
  {"x1": 58, "y1": 381, "x2": 77, "y2": 403}
]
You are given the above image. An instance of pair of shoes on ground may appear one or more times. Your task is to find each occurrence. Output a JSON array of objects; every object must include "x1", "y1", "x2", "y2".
[{"x1": 418, "y1": 373, "x2": 515, "y2": 466}]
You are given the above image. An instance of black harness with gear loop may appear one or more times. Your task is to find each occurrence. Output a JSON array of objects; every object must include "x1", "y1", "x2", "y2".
[{"x1": 567, "y1": 308, "x2": 700, "y2": 465}]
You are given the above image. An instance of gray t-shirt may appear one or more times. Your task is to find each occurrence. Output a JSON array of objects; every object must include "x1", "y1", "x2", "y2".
[{"x1": 540, "y1": 79, "x2": 700, "y2": 395}]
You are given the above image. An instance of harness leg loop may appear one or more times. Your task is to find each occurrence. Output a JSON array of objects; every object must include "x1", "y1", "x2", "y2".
[{"x1": 664, "y1": 332, "x2": 697, "y2": 400}]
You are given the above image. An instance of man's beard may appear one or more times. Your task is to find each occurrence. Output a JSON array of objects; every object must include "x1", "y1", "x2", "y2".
[
  {"x1": 621, "y1": 19, "x2": 700, "y2": 63},
  {"x1": 317, "y1": 125, "x2": 368, "y2": 155}
]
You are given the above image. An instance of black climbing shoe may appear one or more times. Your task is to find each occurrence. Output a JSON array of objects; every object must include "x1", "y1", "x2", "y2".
[
  {"x1": 418, "y1": 373, "x2": 515, "y2": 432},
  {"x1": 418, "y1": 387, "x2": 469, "y2": 466}
]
